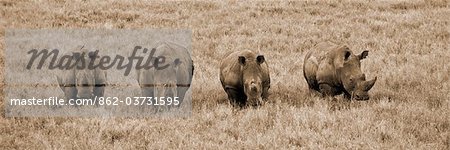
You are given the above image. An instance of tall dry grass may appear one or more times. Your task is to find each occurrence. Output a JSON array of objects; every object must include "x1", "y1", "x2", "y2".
[{"x1": 1, "y1": 0, "x2": 449, "y2": 149}]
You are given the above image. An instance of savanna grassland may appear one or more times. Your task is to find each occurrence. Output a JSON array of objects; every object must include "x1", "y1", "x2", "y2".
[{"x1": 1, "y1": 0, "x2": 449, "y2": 149}]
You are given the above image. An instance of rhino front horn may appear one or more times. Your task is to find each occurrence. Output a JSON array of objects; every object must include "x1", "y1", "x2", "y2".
[{"x1": 364, "y1": 77, "x2": 377, "y2": 91}]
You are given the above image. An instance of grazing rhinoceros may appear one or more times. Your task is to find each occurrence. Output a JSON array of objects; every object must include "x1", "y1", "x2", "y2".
[
  {"x1": 220, "y1": 50, "x2": 270, "y2": 107},
  {"x1": 137, "y1": 42, "x2": 193, "y2": 109},
  {"x1": 303, "y1": 42, "x2": 377, "y2": 100},
  {"x1": 56, "y1": 51, "x2": 107, "y2": 101}
]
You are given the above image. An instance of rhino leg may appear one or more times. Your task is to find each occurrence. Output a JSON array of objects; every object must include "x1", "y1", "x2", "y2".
[
  {"x1": 225, "y1": 86, "x2": 246, "y2": 107},
  {"x1": 93, "y1": 85, "x2": 105, "y2": 97},
  {"x1": 57, "y1": 73, "x2": 77, "y2": 103},
  {"x1": 175, "y1": 87, "x2": 189, "y2": 108},
  {"x1": 319, "y1": 83, "x2": 346, "y2": 98},
  {"x1": 319, "y1": 84, "x2": 338, "y2": 97},
  {"x1": 343, "y1": 91, "x2": 352, "y2": 100},
  {"x1": 262, "y1": 86, "x2": 270, "y2": 100},
  {"x1": 306, "y1": 78, "x2": 319, "y2": 92},
  {"x1": 140, "y1": 87, "x2": 154, "y2": 97},
  {"x1": 56, "y1": 76, "x2": 65, "y2": 93},
  {"x1": 95, "y1": 70, "x2": 107, "y2": 94}
]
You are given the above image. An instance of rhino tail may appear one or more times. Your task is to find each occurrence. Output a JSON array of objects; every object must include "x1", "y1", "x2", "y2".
[{"x1": 191, "y1": 60, "x2": 194, "y2": 78}]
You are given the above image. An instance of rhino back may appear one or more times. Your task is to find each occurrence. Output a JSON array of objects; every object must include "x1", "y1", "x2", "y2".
[
  {"x1": 310, "y1": 42, "x2": 342, "y2": 86},
  {"x1": 220, "y1": 51, "x2": 244, "y2": 88},
  {"x1": 94, "y1": 69, "x2": 107, "y2": 84},
  {"x1": 303, "y1": 43, "x2": 334, "y2": 78},
  {"x1": 154, "y1": 42, "x2": 193, "y2": 84}
]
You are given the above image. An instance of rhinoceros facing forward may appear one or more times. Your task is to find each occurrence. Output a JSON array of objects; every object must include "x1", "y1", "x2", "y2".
[
  {"x1": 137, "y1": 42, "x2": 194, "y2": 108},
  {"x1": 56, "y1": 51, "x2": 107, "y2": 101},
  {"x1": 220, "y1": 50, "x2": 270, "y2": 107},
  {"x1": 303, "y1": 42, "x2": 377, "y2": 100}
]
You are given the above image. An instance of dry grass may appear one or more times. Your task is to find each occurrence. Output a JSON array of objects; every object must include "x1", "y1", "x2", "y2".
[{"x1": 1, "y1": 0, "x2": 449, "y2": 149}]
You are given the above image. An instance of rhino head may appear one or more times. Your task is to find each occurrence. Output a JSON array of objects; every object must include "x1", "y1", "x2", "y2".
[
  {"x1": 153, "y1": 58, "x2": 181, "y2": 99},
  {"x1": 73, "y1": 51, "x2": 98, "y2": 99},
  {"x1": 335, "y1": 46, "x2": 377, "y2": 100},
  {"x1": 239, "y1": 54, "x2": 265, "y2": 106}
]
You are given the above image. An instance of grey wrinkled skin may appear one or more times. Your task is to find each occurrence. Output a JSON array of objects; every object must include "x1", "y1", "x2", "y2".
[
  {"x1": 56, "y1": 52, "x2": 107, "y2": 103},
  {"x1": 303, "y1": 42, "x2": 377, "y2": 100},
  {"x1": 137, "y1": 42, "x2": 193, "y2": 111},
  {"x1": 220, "y1": 50, "x2": 270, "y2": 107}
]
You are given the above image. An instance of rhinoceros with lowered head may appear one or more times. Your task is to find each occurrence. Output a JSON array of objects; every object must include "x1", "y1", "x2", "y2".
[
  {"x1": 56, "y1": 50, "x2": 107, "y2": 101},
  {"x1": 303, "y1": 42, "x2": 377, "y2": 100},
  {"x1": 137, "y1": 42, "x2": 193, "y2": 109},
  {"x1": 220, "y1": 50, "x2": 270, "y2": 107}
]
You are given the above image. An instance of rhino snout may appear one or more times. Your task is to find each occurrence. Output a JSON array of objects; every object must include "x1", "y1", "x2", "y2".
[
  {"x1": 250, "y1": 83, "x2": 258, "y2": 92},
  {"x1": 247, "y1": 97, "x2": 263, "y2": 106},
  {"x1": 76, "y1": 84, "x2": 95, "y2": 99},
  {"x1": 165, "y1": 89, "x2": 176, "y2": 98},
  {"x1": 77, "y1": 92, "x2": 94, "y2": 99}
]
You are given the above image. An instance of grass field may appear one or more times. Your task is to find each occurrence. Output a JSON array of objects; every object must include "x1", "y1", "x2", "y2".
[{"x1": 1, "y1": 0, "x2": 449, "y2": 149}]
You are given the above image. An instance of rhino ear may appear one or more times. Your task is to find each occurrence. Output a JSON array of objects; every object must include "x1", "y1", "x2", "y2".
[
  {"x1": 344, "y1": 51, "x2": 351, "y2": 61},
  {"x1": 359, "y1": 74, "x2": 366, "y2": 80},
  {"x1": 238, "y1": 56, "x2": 246, "y2": 65},
  {"x1": 336, "y1": 51, "x2": 351, "y2": 68},
  {"x1": 363, "y1": 76, "x2": 377, "y2": 91},
  {"x1": 256, "y1": 55, "x2": 265, "y2": 64},
  {"x1": 358, "y1": 50, "x2": 369, "y2": 60}
]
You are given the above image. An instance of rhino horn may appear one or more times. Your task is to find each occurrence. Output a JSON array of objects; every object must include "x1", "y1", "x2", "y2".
[{"x1": 363, "y1": 76, "x2": 377, "y2": 91}]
